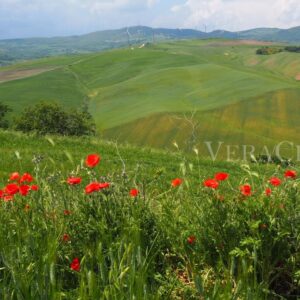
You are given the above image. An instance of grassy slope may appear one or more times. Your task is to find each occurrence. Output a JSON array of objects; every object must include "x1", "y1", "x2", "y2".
[
  {"x1": 0, "y1": 129, "x2": 246, "y2": 183},
  {"x1": 1, "y1": 131, "x2": 299, "y2": 299},
  {"x1": 0, "y1": 40, "x2": 300, "y2": 152}
]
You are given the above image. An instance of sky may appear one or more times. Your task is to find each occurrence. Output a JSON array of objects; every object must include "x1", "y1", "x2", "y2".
[{"x1": 0, "y1": 0, "x2": 300, "y2": 39}]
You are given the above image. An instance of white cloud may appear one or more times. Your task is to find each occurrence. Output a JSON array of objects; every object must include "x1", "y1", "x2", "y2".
[
  {"x1": 0, "y1": 0, "x2": 299, "y2": 39},
  {"x1": 170, "y1": 0, "x2": 300, "y2": 31}
]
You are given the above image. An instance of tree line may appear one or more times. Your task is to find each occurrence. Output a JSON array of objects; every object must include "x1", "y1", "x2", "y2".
[
  {"x1": 0, "y1": 102, "x2": 96, "y2": 136},
  {"x1": 256, "y1": 46, "x2": 300, "y2": 55}
]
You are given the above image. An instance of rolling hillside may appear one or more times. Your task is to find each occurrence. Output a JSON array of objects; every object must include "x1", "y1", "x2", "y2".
[
  {"x1": 1, "y1": 39, "x2": 300, "y2": 156},
  {"x1": 0, "y1": 27, "x2": 206, "y2": 66},
  {"x1": 1, "y1": 26, "x2": 300, "y2": 66}
]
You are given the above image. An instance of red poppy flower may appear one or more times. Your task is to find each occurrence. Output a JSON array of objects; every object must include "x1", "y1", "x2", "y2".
[
  {"x1": 85, "y1": 182, "x2": 109, "y2": 194},
  {"x1": 265, "y1": 188, "x2": 272, "y2": 196},
  {"x1": 3, "y1": 195, "x2": 14, "y2": 202},
  {"x1": 64, "y1": 210, "x2": 71, "y2": 216},
  {"x1": 19, "y1": 185, "x2": 30, "y2": 196},
  {"x1": 85, "y1": 182, "x2": 101, "y2": 194},
  {"x1": 0, "y1": 190, "x2": 4, "y2": 199},
  {"x1": 98, "y1": 182, "x2": 110, "y2": 189},
  {"x1": 285, "y1": 170, "x2": 297, "y2": 179},
  {"x1": 9, "y1": 172, "x2": 20, "y2": 181},
  {"x1": 269, "y1": 177, "x2": 281, "y2": 186},
  {"x1": 172, "y1": 178, "x2": 183, "y2": 187},
  {"x1": 130, "y1": 189, "x2": 139, "y2": 197},
  {"x1": 240, "y1": 184, "x2": 251, "y2": 196},
  {"x1": 85, "y1": 154, "x2": 100, "y2": 168},
  {"x1": 31, "y1": 185, "x2": 39, "y2": 191},
  {"x1": 187, "y1": 235, "x2": 196, "y2": 245},
  {"x1": 70, "y1": 258, "x2": 80, "y2": 272},
  {"x1": 63, "y1": 233, "x2": 70, "y2": 242},
  {"x1": 20, "y1": 173, "x2": 34, "y2": 183},
  {"x1": 203, "y1": 179, "x2": 219, "y2": 189},
  {"x1": 4, "y1": 184, "x2": 19, "y2": 195},
  {"x1": 215, "y1": 172, "x2": 229, "y2": 181},
  {"x1": 67, "y1": 177, "x2": 82, "y2": 185}
]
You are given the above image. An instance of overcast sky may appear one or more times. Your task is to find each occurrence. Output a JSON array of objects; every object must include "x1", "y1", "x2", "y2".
[{"x1": 1, "y1": 0, "x2": 300, "y2": 39}]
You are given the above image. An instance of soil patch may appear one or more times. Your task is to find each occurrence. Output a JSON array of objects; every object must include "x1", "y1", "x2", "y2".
[{"x1": 0, "y1": 67, "x2": 57, "y2": 83}]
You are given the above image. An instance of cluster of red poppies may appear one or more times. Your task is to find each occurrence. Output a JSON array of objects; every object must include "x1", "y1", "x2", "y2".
[
  {"x1": 67, "y1": 166, "x2": 299, "y2": 270},
  {"x1": 239, "y1": 170, "x2": 297, "y2": 197},
  {"x1": 200, "y1": 170, "x2": 297, "y2": 197},
  {"x1": 66, "y1": 154, "x2": 140, "y2": 199},
  {"x1": 67, "y1": 154, "x2": 141, "y2": 272},
  {"x1": 0, "y1": 172, "x2": 38, "y2": 202},
  {"x1": 181, "y1": 171, "x2": 296, "y2": 246},
  {"x1": 202, "y1": 172, "x2": 229, "y2": 190},
  {"x1": 3, "y1": 153, "x2": 297, "y2": 271}
]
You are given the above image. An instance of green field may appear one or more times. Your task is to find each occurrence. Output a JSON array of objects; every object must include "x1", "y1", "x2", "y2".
[
  {"x1": 1, "y1": 39, "x2": 300, "y2": 154},
  {"x1": 0, "y1": 129, "x2": 299, "y2": 299}
]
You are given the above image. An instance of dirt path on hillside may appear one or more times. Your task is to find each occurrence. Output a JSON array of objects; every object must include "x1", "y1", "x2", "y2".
[
  {"x1": 0, "y1": 67, "x2": 58, "y2": 83},
  {"x1": 296, "y1": 74, "x2": 300, "y2": 81}
]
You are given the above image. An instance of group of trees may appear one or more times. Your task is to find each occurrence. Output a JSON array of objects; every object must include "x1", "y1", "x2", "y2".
[
  {"x1": 284, "y1": 46, "x2": 300, "y2": 53},
  {"x1": 0, "y1": 102, "x2": 96, "y2": 136},
  {"x1": 256, "y1": 47, "x2": 283, "y2": 55},
  {"x1": 256, "y1": 46, "x2": 300, "y2": 55},
  {"x1": 0, "y1": 103, "x2": 11, "y2": 128}
]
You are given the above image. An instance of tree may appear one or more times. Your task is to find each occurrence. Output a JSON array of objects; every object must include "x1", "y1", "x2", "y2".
[
  {"x1": 14, "y1": 102, "x2": 96, "y2": 136},
  {"x1": 256, "y1": 47, "x2": 283, "y2": 55},
  {"x1": 285, "y1": 46, "x2": 300, "y2": 53},
  {"x1": 0, "y1": 102, "x2": 11, "y2": 128}
]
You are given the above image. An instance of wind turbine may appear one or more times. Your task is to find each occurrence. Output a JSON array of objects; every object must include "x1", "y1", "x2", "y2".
[
  {"x1": 126, "y1": 27, "x2": 131, "y2": 47},
  {"x1": 137, "y1": 29, "x2": 143, "y2": 44},
  {"x1": 152, "y1": 29, "x2": 155, "y2": 44}
]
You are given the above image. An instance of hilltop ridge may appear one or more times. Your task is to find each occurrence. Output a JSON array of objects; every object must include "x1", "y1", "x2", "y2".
[{"x1": 1, "y1": 25, "x2": 300, "y2": 65}]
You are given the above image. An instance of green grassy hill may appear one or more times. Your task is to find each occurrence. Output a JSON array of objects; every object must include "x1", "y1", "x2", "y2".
[{"x1": 1, "y1": 39, "x2": 300, "y2": 155}]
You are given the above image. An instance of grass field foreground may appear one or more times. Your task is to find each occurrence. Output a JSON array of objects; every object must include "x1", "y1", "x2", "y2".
[{"x1": 0, "y1": 130, "x2": 299, "y2": 299}]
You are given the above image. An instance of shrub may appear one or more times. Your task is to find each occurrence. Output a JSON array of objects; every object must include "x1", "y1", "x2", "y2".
[
  {"x1": 256, "y1": 47, "x2": 283, "y2": 55},
  {"x1": 14, "y1": 102, "x2": 96, "y2": 136},
  {"x1": 252, "y1": 154, "x2": 294, "y2": 167},
  {"x1": 257, "y1": 46, "x2": 300, "y2": 56},
  {"x1": 0, "y1": 102, "x2": 11, "y2": 128},
  {"x1": 285, "y1": 46, "x2": 300, "y2": 53}
]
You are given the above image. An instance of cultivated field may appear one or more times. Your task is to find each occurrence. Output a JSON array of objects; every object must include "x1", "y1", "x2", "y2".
[{"x1": 0, "y1": 40, "x2": 300, "y2": 153}]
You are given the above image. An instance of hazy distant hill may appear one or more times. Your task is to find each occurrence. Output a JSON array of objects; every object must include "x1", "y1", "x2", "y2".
[
  {"x1": 0, "y1": 25, "x2": 300, "y2": 65},
  {"x1": 238, "y1": 27, "x2": 300, "y2": 42}
]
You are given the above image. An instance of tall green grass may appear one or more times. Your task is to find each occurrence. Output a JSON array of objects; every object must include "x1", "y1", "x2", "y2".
[{"x1": 0, "y1": 131, "x2": 299, "y2": 299}]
